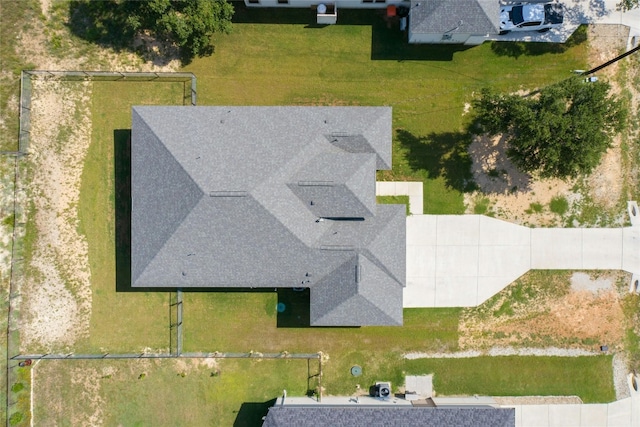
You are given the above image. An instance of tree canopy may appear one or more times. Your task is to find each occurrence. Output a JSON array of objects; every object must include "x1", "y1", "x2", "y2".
[
  {"x1": 69, "y1": 0, "x2": 234, "y2": 61},
  {"x1": 472, "y1": 77, "x2": 627, "y2": 179},
  {"x1": 617, "y1": 0, "x2": 639, "y2": 11}
]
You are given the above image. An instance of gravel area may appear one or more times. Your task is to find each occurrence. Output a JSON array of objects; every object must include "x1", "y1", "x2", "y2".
[
  {"x1": 613, "y1": 353, "x2": 631, "y2": 400},
  {"x1": 405, "y1": 347, "x2": 600, "y2": 359}
]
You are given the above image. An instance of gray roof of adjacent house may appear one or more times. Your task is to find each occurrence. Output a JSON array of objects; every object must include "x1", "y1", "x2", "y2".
[
  {"x1": 262, "y1": 406, "x2": 516, "y2": 427},
  {"x1": 131, "y1": 106, "x2": 405, "y2": 326},
  {"x1": 410, "y1": 0, "x2": 500, "y2": 34}
]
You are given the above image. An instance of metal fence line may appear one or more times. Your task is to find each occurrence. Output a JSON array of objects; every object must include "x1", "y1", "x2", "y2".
[
  {"x1": 176, "y1": 290, "x2": 183, "y2": 356},
  {"x1": 11, "y1": 352, "x2": 321, "y2": 361},
  {"x1": 5, "y1": 70, "x2": 198, "y2": 426},
  {"x1": 17, "y1": 70, "x2": 197, "y2": 154}
]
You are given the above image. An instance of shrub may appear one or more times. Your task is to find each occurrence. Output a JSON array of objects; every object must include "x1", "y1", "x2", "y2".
[
  {"x1": 9, "y1": 412, "x2": 23, "y2": 426},
  {"x1": 549, "y1": 196, "x2": 569, "y2": 215}
]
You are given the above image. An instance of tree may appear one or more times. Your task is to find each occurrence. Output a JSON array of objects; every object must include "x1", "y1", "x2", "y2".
[
  {"x1": 472, "y1": 78, "x2": 627, "y2": 179},
  {"x1": 617, "y1": 0, "x2": 639, "y2": 11},
  {"x1": 69, "y1": 0, "x2": 234, "y2": 61}
]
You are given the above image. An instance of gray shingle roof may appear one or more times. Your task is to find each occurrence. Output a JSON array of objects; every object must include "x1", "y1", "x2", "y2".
[
  {"x1": 262, "y1": 406, "x2": 516, "y2": 427},
  {"x1": 410, "y1": 0, "x2": 500, "y2": 34},
  {"x1": 131, "y1": 106, "x2": 405, "y2": 326}
]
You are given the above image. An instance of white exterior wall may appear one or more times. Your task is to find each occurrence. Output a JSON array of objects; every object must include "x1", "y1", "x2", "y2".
[
  {"x1": 244, "y1": 0, "x2": 406, "y2": 8},
  {"x1": 408, "y1": 32, "x2": 472, "y2": 44}
]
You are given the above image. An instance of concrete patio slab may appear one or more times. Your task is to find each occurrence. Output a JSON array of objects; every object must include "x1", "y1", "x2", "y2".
[
  {"x1": 579, "y1": 404, "x2": 608, "y2": 427},
  {"x1": 436, "y1": 245, "x2": 480, "y2": 277},
  {"x1": 479, "y1": 216, "x2": 531, "y2": 246},
  {"x1": 435, "y1": 276, "x2": 478, "y2": 307},
  {"x1": 520, "y1": 404, "x2": 549, "y2": 427},
  {"x1": 406, "y1": 214, "x2": 436, "y2": 245},
  {"x1": 622, "y1": 226, "x2": 640, "y2": 273},
  {"x1": 582, "y1": 228, "x2": 624, "y2": 269},
  {"x1": 531, "y1": 228, "x2": 584, "y2": 269},
  {"x1": 436, "y1": 215, "x2": 481, "y2": 246},
  {"x1": 607, "y1": 397, "x2": 634, "y2": 426},
  {"x1": 548, "y1": 404, "x2": 582, "y2": 427}
]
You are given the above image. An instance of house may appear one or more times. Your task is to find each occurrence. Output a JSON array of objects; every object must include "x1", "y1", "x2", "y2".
[
  {"x1": 242, "y1": 0, "x2": 500, "y2": 44},
  {"x1": 262, "y1": 394, "x2": 515, "y2": 426},
  {"x1": 130, "y1": 106, "x2": 406, "y2": 326},
  {"x1": 408, "y1": 0, "x2": 500, "y2": 44}
]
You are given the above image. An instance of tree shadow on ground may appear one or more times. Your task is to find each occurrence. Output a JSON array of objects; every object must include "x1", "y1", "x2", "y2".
[
  {"x1": 234, "y1": 398, "x2": 277, "y2": 427},
  {"x1": 490, "y1": 24, "x2": 588, "y2": 59},
  {"x1": 467, "y1": 133, "x2": 532, "y2": 194},
  {"x1": 396, "y1": 129, "x2": 476, "y2": 192}
]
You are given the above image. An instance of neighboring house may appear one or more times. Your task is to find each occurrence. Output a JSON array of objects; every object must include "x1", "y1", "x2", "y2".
[
  {"x1": 130, "y1": 106, "x2": 406, "y2": 327},
  {"x1": 408, "y1": 0, "x2": 500, "y2": 44},
  {"x1": 262, "y1": 395, "x2": 515, "y2": 426},
  {"x1": 242, "y1": 0, "x2": 404, "y2": 10},
  {"x1": 243, "y1": 0, "x2": 406, "y2": 24},
  {"x1": 242, "y1": 0, "x2": 500, "y2": 44}
]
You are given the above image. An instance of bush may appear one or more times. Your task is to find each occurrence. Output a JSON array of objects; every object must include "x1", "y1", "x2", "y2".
[
  {"x1": 9, "y1": 412, "x2": 23, "y2": 426},
  {"x1": 527, "y1": 202, "x2": 544, "y2": 214},
  {"x1": 474, "y1": 198, "x2": 490, "y2": 214},
  {"x1": 549, "y1": 196, "x2": 569, "y2": 215},
  {"x1": 11, "y1": 382, "x2": 24, "y2": 393}
]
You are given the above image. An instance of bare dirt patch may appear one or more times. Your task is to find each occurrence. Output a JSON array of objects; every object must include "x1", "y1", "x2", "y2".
[
  {"x1": 18, "y1": 79, "x2": 94, "y2": 351},
  {"x1": 459, "y1": 271, "x2": 628, "y2": 352}
]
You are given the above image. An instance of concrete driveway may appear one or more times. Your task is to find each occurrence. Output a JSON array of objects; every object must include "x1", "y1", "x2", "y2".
[{"x1": 489, "y1": 0, "x2": 640, "y2": 46}]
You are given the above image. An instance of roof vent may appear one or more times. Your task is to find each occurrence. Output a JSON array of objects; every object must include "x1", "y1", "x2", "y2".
[
  {"x1": 298, "y1": 181, "x2": 334, "y2": 187},
  {"x1": 209, "y1": 191, "x2": 248, "y2": 197}
]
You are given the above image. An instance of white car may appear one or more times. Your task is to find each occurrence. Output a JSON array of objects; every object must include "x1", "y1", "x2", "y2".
[{"x1": 499, "y1": 2, "x2": 564, "y2": 34}]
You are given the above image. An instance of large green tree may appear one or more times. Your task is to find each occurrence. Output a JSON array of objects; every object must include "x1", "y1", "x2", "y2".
[
  {"x1": 69, "y1": 0, "x2": 234, "y2": 60},
  {"x1": 472, "y1": 78, "x2": 627, "y2": 179}
]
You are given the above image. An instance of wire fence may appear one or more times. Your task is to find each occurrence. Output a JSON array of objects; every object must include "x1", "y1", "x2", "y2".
[
  {"x1": 17, "y1": 70, "x2": 196, "y2": 154},
  {"x1": 4, "y1": 70, "x2": 197, "y2": 426},
  {"x1": 10, "y1": 352, "x2": 321, "y2": 361}
]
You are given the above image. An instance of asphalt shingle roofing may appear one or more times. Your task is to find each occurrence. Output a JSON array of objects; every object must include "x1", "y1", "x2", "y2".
[
  {"x1": 410, "y1": 0, "x2": 500, "y2": 34},
  {"x1": 131, "y1": 106, "x2": 405, "y2": 326},
  {"x1": 262, "y1": 406, "x2": 516, "y2": 427}
]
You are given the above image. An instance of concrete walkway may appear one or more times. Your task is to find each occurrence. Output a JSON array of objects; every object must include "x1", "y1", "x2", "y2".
[
  {"x1": 511, "y1": 384, "x2": 640, "y2": 427},
  {"x1": 376, "y1": 181, "x2": 423, "y2": 215},
  {"x1": 405, "y1": 202, "x2": 640, "y2": 308}
]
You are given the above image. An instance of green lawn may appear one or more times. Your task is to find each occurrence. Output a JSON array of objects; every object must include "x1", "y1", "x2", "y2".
[
  {"x1": 405, "y1": 355, "x2": 616, "y2": 403},
  {"x1": 76, "y1": 81, "x2": 186, "y2": 352},
  {"x1": 33, "y1": 358, "x2": 309, "y2": 426}
]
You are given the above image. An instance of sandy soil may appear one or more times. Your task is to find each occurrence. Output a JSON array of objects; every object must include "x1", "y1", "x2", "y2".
[
  {"x1": 464, "y1": 25, "x2": 635, "y2": 227},
  {"x1": 18, "y1": 79, "x2": 94, "y2": 351},
  {"x1": 459, "y1": 271, "x2": 628, "y2": 352},
  {"x1": 11, "y1": 0, "x2": 180, "y2": 352}
]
